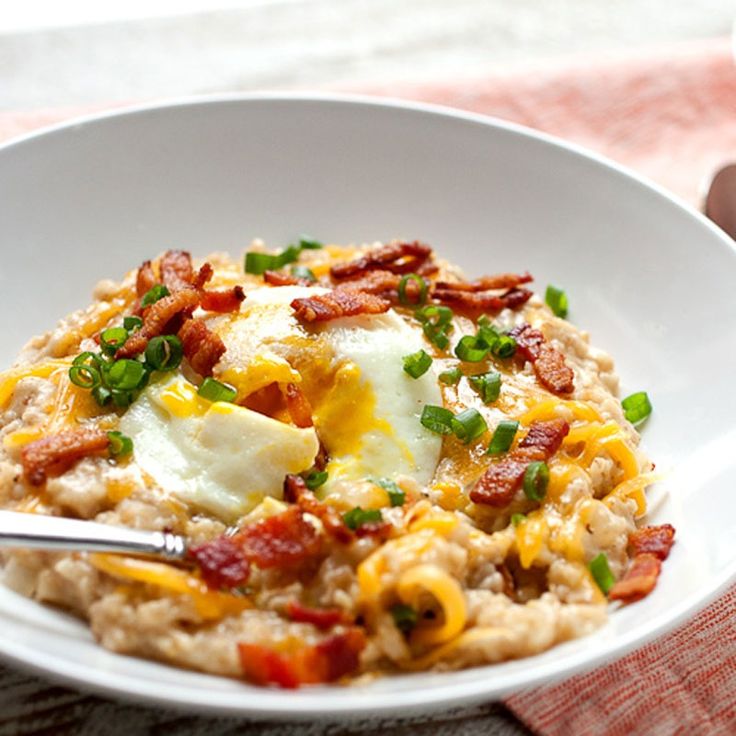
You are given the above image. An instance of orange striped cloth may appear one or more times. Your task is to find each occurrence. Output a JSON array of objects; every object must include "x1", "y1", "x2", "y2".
[{"x1": 2, "y1": 37, "x2": 735, "y2": 736}]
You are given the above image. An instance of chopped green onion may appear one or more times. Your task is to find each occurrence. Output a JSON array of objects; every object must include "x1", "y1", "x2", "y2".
[
  {"x1": 398, "y1": 274, "x2": 428, "y2": 306},
  {"x1": 374, "y1": 478, "x2": 405, "y2": 507},
  {"x1": 111, "y1": 389, "x2": 135, "y2": 408},
  {"x1": 403, "y1": 349, "x2": 432, "y2": 379},
  {"x1": 304, "y1": 470, "x2": 328, "y2": 490},
  {"x1": 343, "y1": 507, "x2": 383, "y2": 530},
  {"x1": 107, "y1": 430, "x2": 133, "y2": 458},
  {"x1": 589, "y1": 553, "x2": 615, "y2": 595},
  {"x1": 476, "y1": 316, "x2": 500, "y2": 349},
  {"x1": 621, "y1": 391, "x2": 652, "y2": 426},
  {"x1": 491, "y1": 335, "x2": 517, "y2": 359},
  {"x1": 73, "y1": 351, "x2": 104, "y2": 370},
  {"x1": 415, "y1": 305, "x2": 453, "y2": 350},
  {"x1": 454, "y1": 335, "x2": 489, "y2": 362},
  {"x1": 123, "y1": 316, "x2": 143, "y2": 332},
  {"x1": 439, "y1": 366, "x2": 462, "y2": 385},
  {"x1": 511, "y1": 513, "x2": 526, "y2": 527},
  {"x1": 92, "y1": 386, "x2": 112, "y2": 406},
  {"x1": 420, "y1": 405, "x2": 454, "y2": 435},
  {"x1": 68, "y1": 364, "x2": 101, "y2": 390},
  {"x1": 107, "y1": 359, "x2": 146, "y2": 391},
  {"x1": 487, "y1": 420, "x2": 519, "y2": 455},
  {"x1": 290, "y1": 265, "x2": 317, "y2": 282},
  {"x1": 468, "y1": 371, "x2": 501, "y2": 404},
  {"x1": 198, "y1": 377, "x2": 237, "y2": 403},
  {"x1": 298, "y1": 235, "x2": 323, "y2": 250},
  {"x1": 450, "y1": 407, "x2": 488, "y2": 444},
  {"x1": 145, "y1": 335, "x2": 183, "y2": 372},
  {"x1": 244, "y1": 245, "x2": 302, "y2": 275},
  {"x1": 99, "y1": 327, "x2": 129, "y2": 357},
  {"x1": 523, "y1": 461, "x2": 549, "y2": 501},
  {"x1": 141, "y1": 284, "x2": 170, "y2": 308},
  {"x1": 545, "y1": 285, "x2": 569, "y2": 318},
  {"x1": 391, "y1": 604, "x2": 418, "y2": 633}
]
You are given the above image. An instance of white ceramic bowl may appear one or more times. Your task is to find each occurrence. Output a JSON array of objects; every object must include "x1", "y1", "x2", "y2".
[{"x1": 0, "y1": 95, "x2": 735, "y2": 719}]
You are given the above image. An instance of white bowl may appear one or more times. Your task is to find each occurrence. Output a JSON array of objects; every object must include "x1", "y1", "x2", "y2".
[{"x1": 0, "y1": 95, "x2": 735, "y2": 719}]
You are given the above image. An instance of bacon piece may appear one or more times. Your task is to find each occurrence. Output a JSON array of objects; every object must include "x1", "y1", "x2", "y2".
[
  {"x1": 330, "y1": 241, "x2": 433, "y2": 280},
  {"x1": 192, "y1": 262, "x2": 214, "y2": 290},
  {"x1": 282, "y1": 383, "x2": 313, "y2": 428},
  {"x1": 199, "y1": 286, "x2": 245, "y2": 313},
  {"x1": 238, "y1": 628, "x2": 366, "y2": 688},
  {"x1": 21, "y1": 427, "x2": 110, "y2": 486},
  {"x1": 470, "y1": 419, "x2": 569, "y2": 507},
  {"x1": 178, "y1": 318, "x2": 226, "y2": 376},
  {"x1": 291, "y1": 290, "x2": 389, "y2": 323},
  {"x1": 188, "y1": 536, "x2": 251, "y2": 590},
  {"x1": 509, "y1": 323, "x2": 575, "y2": 395},
  {"x1": 335, "y1": 270, "x2": 401, "y2": 296},
  {"x1": 435, "y1": 272, "x2": 533, "y2": 292},
  {"x1": 263, "y1": 270, "x2": 312, "y2": 287},
  {"x1": 284, "y1": 474, "x2": 353, "y2": 544},
  {"x1": 160, "y1": 249, "x2": 194, "y2": 292},
  {"x1": 286, "y1": 600, "x2": 350, "y2": 630},
  {"x1": 629, "y1": 524, "x2": 676, "y2": 561},
  {"x1": 609, "y1": 553, "x2": 662, "y2": 603},
  {"x1": 136, "y1": 260, "x2": 157, "y2": 297},
  {"x1": 432, "y1": 285, "x2": 533, "y2": 312}
]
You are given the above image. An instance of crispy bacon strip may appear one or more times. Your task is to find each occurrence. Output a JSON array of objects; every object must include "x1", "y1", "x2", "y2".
[
  {"x1": 178, "y1": 318, "x2": 226, "y2": 376},
  {"x1": 188, "y1": 536, "x2": 251, "y2": 590},
  {"x1": 284, "y1": 474, "x2": 353, "y2": 544},
  {"x1": 509, "y1": 323, "x2": 575, "y2": 395},
  {"x1": 334, "y1": 270, "x2": 427, "y2": 307},
  {"x1": 199, "y1": 286, "x2": 245, "y2": 313},
  {"x1": 434, "y1": 272, "x2": 533, "y2": 292},
  {"x1": 470, "y1": 419, "x2": 570, "y2": 507},
  {"x1": 160, "y1": 249, "x2": 194, "y2": 292},
  {"x1": 21, "y1": 427, "x2": 110, "y2": 486},
  {"x1": 291, "y1": 290, "x2": 389, "y2": 323},
  {"x1": 136, "y1": 260, "x2": 157, "y2": 297},
  {"x1": 281, "y1": 384, "x2": 313, "y2": 428},
  {"x1": 192, "y1": 262, "x2": 214, "y2": 290},
  {"x1": 629, "y1": 524, "x2": 676, "y2": 560},
  {"x1": 330, "y1": 241, "x2": 433, "y2": 280},
  {"x1": 238, "y1": 627, "x2": 366, "y2": 688},
  {"x1": 286, "y1": 600, "x2": 350, "y2": 630},
  {"x1": 609, "y1": 553, "x2": 661, "y2": 603},
  {"x1": 432, "y1": 285, "x2": 533, "y2": 312}
]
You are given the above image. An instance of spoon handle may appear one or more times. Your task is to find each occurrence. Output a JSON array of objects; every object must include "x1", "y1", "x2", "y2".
[{"x1": 0, "y1": 510, "x2": 187, "y2": 560}]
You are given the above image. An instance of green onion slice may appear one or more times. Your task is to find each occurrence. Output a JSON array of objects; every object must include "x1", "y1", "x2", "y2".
[
  {"x1": 73, "y1": 351, "x2": 104, "y2": 370},
  {"x1": 343, "y1": 507, "x2": 383, "y2": 530},
  {"x1": 589, "y1": 553, "x2": 615, "y2": 595},
  {"x1": 491, "y1": 335, "x2": 517, "y2": 359},
  {"x1": 391, "y1": 604, "x2": 418, "y2": 633},
  {"x1": 468, "y1": 371, "x2": 501, "y2": 404},
  {"x1": 298, "y1": 235, "x2": 323, "y2": 250},
  {"x1": 420, "y1": 405, "x2": 454, "y2": 435},
  {"x1": 415, "y1": 305, "x2": 453, "y2": 350},
  {"x1": 198, "y1": 377, "x2": 237, "y2": 403},
  {"x1": 99, "y1": 327, "x2": 129, "y2": 356},
  {"x1": 487, "y1": 420, "x2": 519, "y2": 455},
  {"x1": 476, "y1": 316, "x2": 500, "y2": 349},
  {"x1": 290, "y1": 265, "x2": 317, "y2": 282},
  {"x1": 244, "y1": 245, "x2": 302, "y2": 275},
  {"x1": 107, "y1": 359, "x2": 146, "y2": 391},
  {"x1": 403, "y1": 349, "x2": 432, "y2": 379},
  {"x1": 374, "y1": 478, "x2": 405, "y2": 507},
  {"x1": 145, "y1": 335, "x2": 183, "y2": 372},
  {"x1": 304, "y1": 470, "x2": 328, "y2": 490},
  {"x1": 545, "y1": 285, "x2": 569, "y2": 318},
  {"x1": 454, "y1": 335, "x2": 489, "y2": 362},
  {"x1": 107, "y1": 430, "x2": 134, "y2": 458},
  {"x1": 141, "y1": 284, "x2": 170, "y2": 308},
  {"x1": 621, "y1": 391, "x2": 652, "y2": 426},
  {"x1": 438, "y1": 366, "x2": 462, "y2": 385},
  {"x1": 68, "y1": 364, "x2": 101, "y2": 390},
  {"x1": 111, "y1": 389, "x2": 135, "y2": 408},
  {"x1": 123, "y1": 316, "x2": 143, "y2": 332},
  {"x1": 511, "y1": 513, "x2": 526, "y2": 527},
  {"x1": 92, "y1": 386, "x2": 112, "y2": 406},
  {"x1": 398, "y1": 274, "x2": 428, "y2": 306},
  {"x1": 450, "y1": 407, "x2": 488, "y2": 444},
  {"x1": 523, "y1": 461, "x2": 549, "y2": 501}
]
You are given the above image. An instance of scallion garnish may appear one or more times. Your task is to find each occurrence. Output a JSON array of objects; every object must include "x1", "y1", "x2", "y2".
[
  {"x1": 415, "y1": 305, "x2": 453, "y2": 350},
  {"x1": 420, "y1": 405, "x2": 455, "y2": 435},
  {"x1": 304, "y1": 470, "x2": 328, "y2": 490},
  {"x1": 511, "y1": 513, "x2": 526, "y2": 527},
  {"x1": 73, "y1": 351, "x2": 104, "y2": 370},
  {"x1": 145, "y1": 335, "x2": 183, "y2": 372},
  {"x1": 398, "y1": 274, "x2": 428, "y2": 306},
  {"x1": 107, "y1": 359, "x2": 146, "y2": 391},
  {"x1": 298, "y1": 235, "x2": 323, "y2": 250},
  {"x1": 374, "y1": 478, "x2": 405, "y2": 507},
  {"x1": 107, "y1": 430, "x2": 134, "y2": 458},
  {"x1": 621, "y1": 391, "x2": 652, "y2": 426},
  {"x1": 523, "y1": 461, "x2": 549, "y2": 501},
  {"x1": 545, "y1": 285, "x2": 569, "y2": 318},
  {"x1": 403, "y1": 349, "x2": 432, "y2": 379},
  {"x1": 244, "y1": 244, "x2": 302, "y2": 275},
  {"x1": 290, "y1": 265, "x2": 317, "y2": 282},
  {"x1": 450, "y1": 407, "x2": 488, "y2": 444},
  {"x1": 343, "y1": 507, "x2": 383, "y2": 530},
  {"x1": 68, "y1": 364, "x2": 101, "y2": 390},
  {"x1": 111, "y1": 389, "x2": 135, "y2": 408},
  {"x1": 123, "y1": 315, "x2": 143, "y2": 332},
  {"x1": 99, "y1": 327, "x2": 129, "y2": 357},
  {"x1": 487, "y1": 420, "x2": 519, "y2": 455},
  {"x1": 140, "y1": 284, "x2": 170, "y2": 308},
  {"x1": 454, "y1": 335, "x2": 489, "y2": 363},
  {"x1": 391, "y1": 604, "x2": 418, "y2": 633},
  {"x1": 476, "y1": 316, "x2": 500, "y2": 349},
  {"x1": 589, "y1": 553, "x2": 615, "y2": 595},
  {"x1": 468, "y1": 371, "x2": 501, "y2": 404},
  {"x1": 490, "y1": 335, "x2": 517, "y2": 359},
  {"x1": 197, "y1": 377, "x2": 237, "y2": 403},
  {"x1": 92, "y1": 386, "x2": 112, "y2": 406},
  {"x1": 438, "y1": 366, "x2": 462, "y2": 385}
]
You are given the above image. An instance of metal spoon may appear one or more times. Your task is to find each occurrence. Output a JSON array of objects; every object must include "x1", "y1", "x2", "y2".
[
  {"x1": 0, "y1": 510, "x2": 187, "y2": 559},
  {"x1": 704, "y1": 163, "x2": 736, "y2": 239}
]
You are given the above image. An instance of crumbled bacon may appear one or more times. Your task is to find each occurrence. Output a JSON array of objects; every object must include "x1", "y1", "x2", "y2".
[
  {"x1": 136, "y1": 260, "x2": 157, "y2": 297},
  {"x1": 21, "y1": 427, "x2": 110, "y2": 486},
  {"x1": 263, "y1": 270, "x2": 312, "y2": 287},
  {"x1": 160, "y1": 249, "x2": 194, "y2": 292},
  {"x1": 509, "y1": 323, "x2": 575, "y2": 395},
  {"x1": 199, "y1": 286, "x2": 245, "y2": 313},
  {"x1": 432, "y1": 285, "x2": 533, "y2": 312},
  {"x1": 291, "y1": 290, "x2": 389, "y2": 323},
  {"x1": 188, "y1": 536, "x2": 251, "y2": 590},
  {"x1": 330, "y1": 241, "x2": 433, "y2": 280},
  {"x1": 281, "y1": 384, "x2": 313, "y2": 428},
  {"x1": 609, "y1": 553, "x2": 662, "y2": 603},
  {"x1": 178, "y1": 318, "x2": 226, "y2": 376},
  {"x1": 286, "y1": 600, "x2": 349, "y2": 629},
  {"x1": 283, "y1": 474, "x2": 353, "y2": 544},
  {"x1": 434, "y1": 272, "x2": 533, "y2": 292},
  {"x1": 237, "y1": 628, "x2": 366, "y2": 688},
  {"x1": 470, "y1": 419, "x2": 570, "y2": 507},
  {"x1": 629, "y1": 524, "x2": 676, "y2": 560},
  {"x1": 334, "y1": 270, "x2": 427, "y2": 306},
  {"x1": 192, "y1": 262, "x2": 214, "y2": 290}
]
